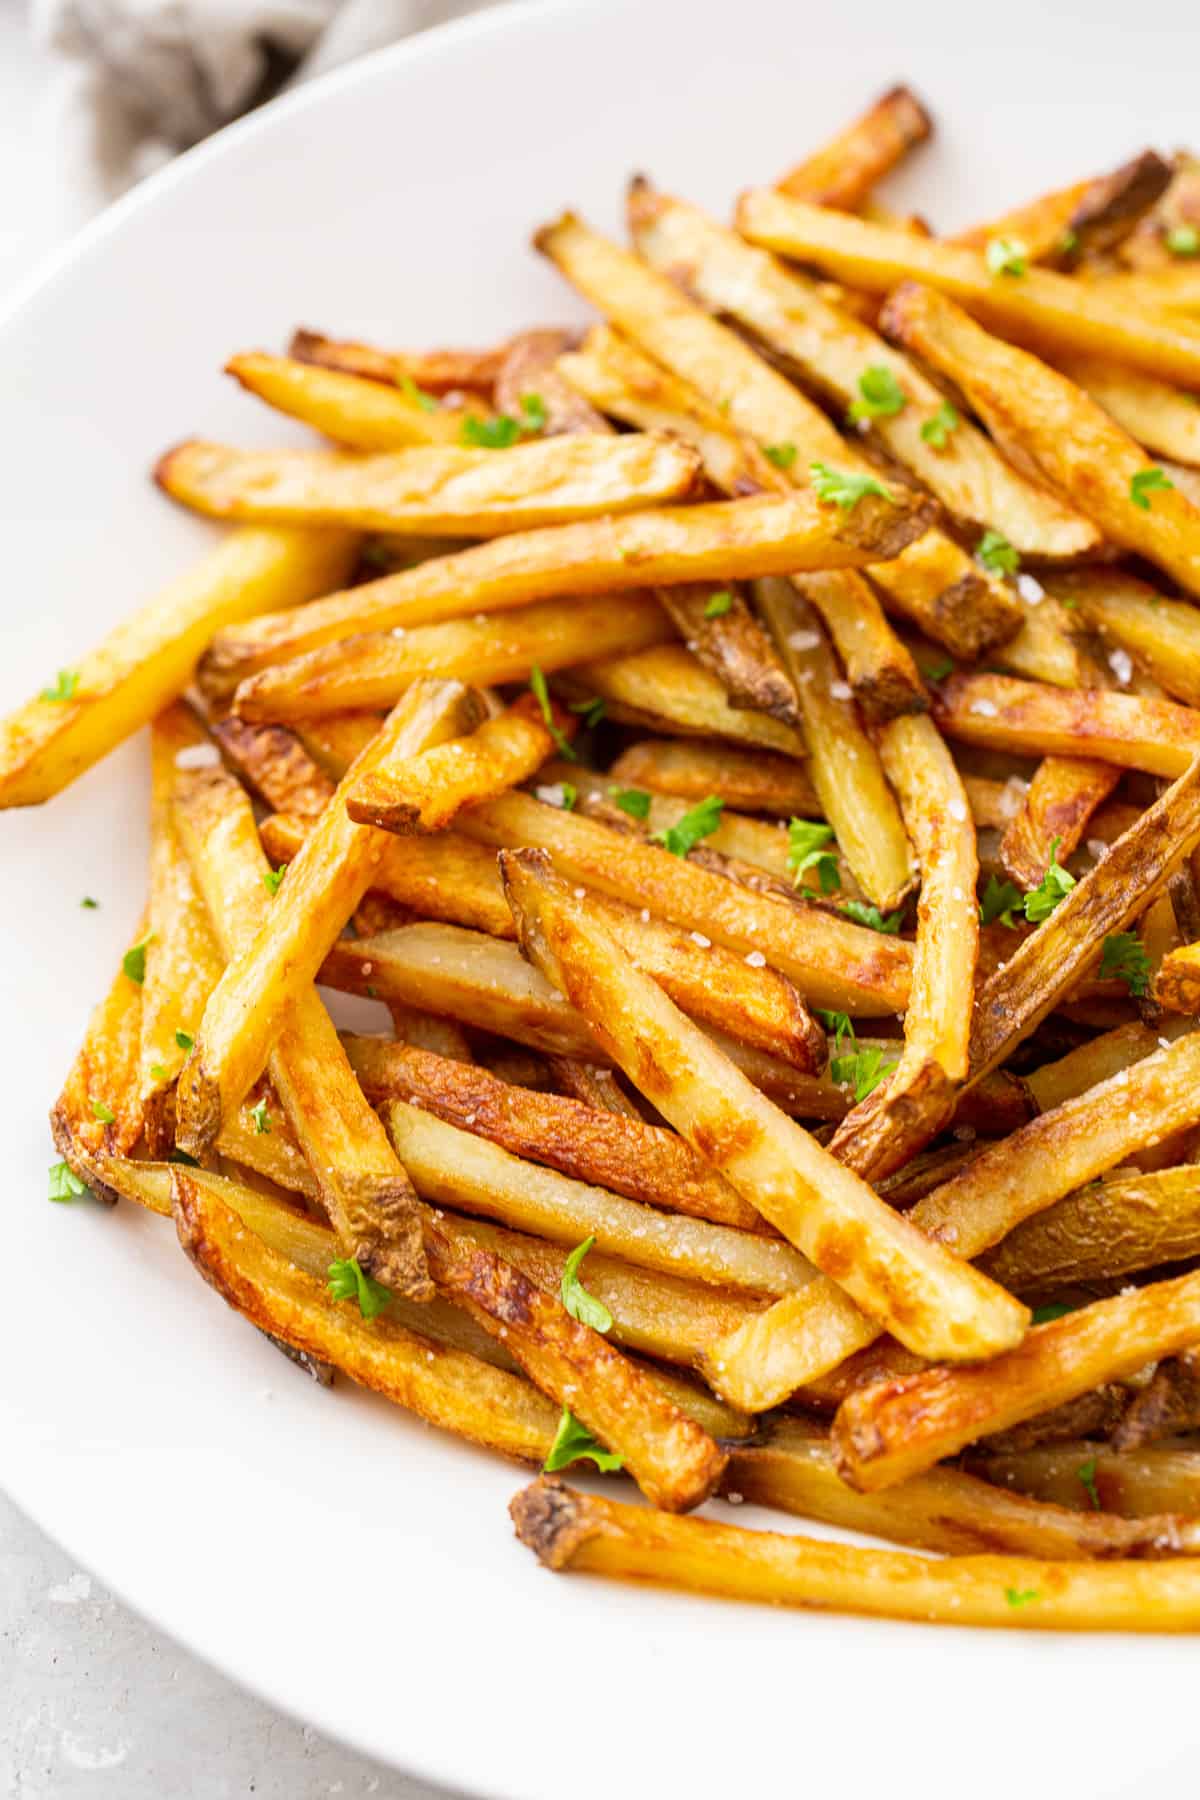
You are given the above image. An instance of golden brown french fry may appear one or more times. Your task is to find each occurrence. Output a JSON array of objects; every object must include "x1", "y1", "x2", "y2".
[
  {"x1": 225, "y1": 352, "x2": 473, "y2": 448},
  {"x1": 833, "y1": 1266, "x2": 1200, "y2": 1492},
  {"x1": 727, "y1": 1417, "x2": 1200, "y2": 1559},
  {"x1": 289, "y1": 328, "x2": 506, "y2": 393},
  {"x1": 1156, "y1": 939, "x2": 1200, "y2": 1012},
  {"x1": 0, "y1": 527, "x2": 356, "y2": 810},
  {"x1": 562, "y1": 643, "x2": 805, "y2": 756},
  {"x1": 704, "y1": 1028, "x2": 1200, "y2": 1408},
  {"x1": 208, "y1": 712, "x2": 338, "y2": 818},
  {"x1": 648, "y1": 581, "x2": 801, "y2": 727},
  {"x1": 1088, "y1": 264, "x2": 1200, "y2": 318},
  {"x1": 178, "y1": 679, "x2": 481, "y2": 1149},
  {"x1": 202, "y1": 489, "x2": 932, "y2": 694},
  {"x1": 1050, "y1": 566, "x2": 1200, "y2": 706},
  {"x1": 511, "y1": 1476, "x2": 1200, "y2": 1630},
  {"x1": 933, "y1": 670, "x2": 1200, "y2": 775},
  {"x1": 608, "y1": 738, "x2": 819, "y2": 817},
  {"x1": 173, "y1": 764, "x2": 430, "y2": 1296},
  {"x1": 155, "y1": 433, "x2": 701, "y2": 534},
  {"x1": 459, "y1": 788, "x2": 912, "y2": 1014},
  {"x1": 493, "y1": 329, "x2": 609, "y2": 434},
  {"x1": 737, "y1": 190, "x2": 1200, "y2": 387},
  {"x1": 501, "y1": 848, "x2": 1026, "y2": 1363},
  {"x1": 1118, "y1": 154, "x2": 1200, "y2": 272},
  {"x1": 951, "y1": 151, "x2": 1172, "y2": 265},
  {"x1": 999, "y1": 756, "x2": 1121, "y2": 889},
  {"x1": 345, "y1": 694, "x2": 569, "y2": 833},
  {"x1": 343, "y1": 1034, "x2": 762, "y2": 1231},
  {"x1": 50, "y1": 919, "x2": 149, "y2": 1187},
  {"x1": 971, "y1": 1440, "x2": 1200, "y2": 1521},
  {"x1": 981, "y1": 1164, "x2": 1200, "y2": 1296},
  {"x1": 1052, "y1": 354, "x2": 1200, "y2": 466},
  {"x1": 628, "y1": 183, "x2": 1099, "y2": 557},
  {"x1": 775, "y1": 86, "x2": 932, "y2": 209},
  {"x1": 881, "y1": 282, "x2": 1200, "y2": 598},
  {"x1": 229, "y1": 592, "x2": 673, "y2": 721},
  {"x1": 1023, "y1": 1016, "x2": 1190, "y2": 1111}
]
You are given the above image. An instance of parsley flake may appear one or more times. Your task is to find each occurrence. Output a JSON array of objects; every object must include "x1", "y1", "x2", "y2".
[
  {"x1": 1058, "y1": 229, "x2": 1080, "y2": 256},
  {"x1": 1077, "y1": 1457, "x2": 1102, "y2": 1510},
  {"x1": 80, "y1": 896, "x2": 99, "y2": 910},
  {"x1": 250, "y1": 1098, "x2": 271, "y2": 1135},
  {"x1": 543, "y1": 1405, "x2": 623, "y2": 1474},
  {"x1": 262, "y1": 864, "x2": 287, "y2": 897},
  {"x1": 169, "y1": 1149, "x2": 201, "y2": 1167},
  {"x1": 609, "y1": 786, "x2": 651, "y2": 821},
  {"x1": 764, "y1": 441, "x2": 798, "y2": 470},
  {"x1": 849, "y1": 365, "x2": 907, "y2": 423},
  {"x1": 1005, "y1": 1587, "x2": 1040, "y2": 1608},
  {"x1": 1023, "y1": 837, "x2": 1076, "y2": 924},
  {"x1": 920, "y1": 400, "x2": 960, "y2": 449},
  {"x1": 327, "y1": 1257, "x2": 393, "y2": 1320},
  {"x1": 519, "y1": 391, "x2": 548, "y2": 435},
  {"x1": 704, "y1": 590, "x2": 734, "y2": 619},
  {"x1": 460, "y1": 412, "x2": 522, "y2": 448},
  {"x1": 560, "y1": 1235, "x2": 614, "y2": 1334},
  {"x1": 831, "y1": 1044, "x2": 897, "y2": 1102},
  {"x1": 842, "y1": 900, "x2": 903, "y2": 934},
  {"x1": 48, "y1": 1161, "x2": 88, "y2": 1203},
  {"x1": 921, "y1": 656, "x2": 955, "y2": 682},
  {"x1": 529, "y1": 664, "x2": 577, "y2": 762},
  {"x1": 399, "y1": 375, "x2": 438, "y2": 413},
  {"x1": 1099, "y1": 931, "x2": 1151, "y2": 996},
  {"x1": 91, "y1": 1099, "x2": 115, "y2": 1124},
  {"x1": 556, "y1": 782, "x2": 577, "y2": 811},
  {"x1": 810, "y1": 462, "x2": 895, "y2": 511},
  {"x1": 977, "y1": 529, "x2": 1020, "y2": 576},
  {"x1": 569, "y1": 695, "x2": 606, "y2": 729},
  {"x1": 985, "y1": 236, "x2": 1029, "y2": 277},
  {"x1": 1130, "y1": 466, "x2": 1174, "y2": 510},
  {"x1": 175, "y1": 1029, "x2": 194, "y2": 1052},
  {"x1": 149, "y1": 1063, "x2": 168, "y2": 1082},
  {"x1": 787, "y1": 818, "x2": 839, "y2": 894},
  {"x1": 651, "y1": 795, "x2": 723, "y2": 858},
  {"x1": 979, "y1": 874, "x2": 1024, "y2": 929},
  {"x1": 816, "y1": 1009, "x2": 855, "y2": 1052},
  {"x1": 41, "y1": 669, "x2": 79, "y2": 702},
  {"x1": 122, "y1": 934, "x2": 154, "y2": 985},
  {"x1": 1031, "y1": 1301, "x2": 1075, "y2": 1325},
  {"x1": 1166, "y1": 225, "x2": 1200, "y2": 258}
]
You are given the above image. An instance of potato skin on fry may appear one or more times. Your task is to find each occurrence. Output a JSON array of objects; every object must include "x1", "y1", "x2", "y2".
[{"x1": 775, "y1": 85, "x2": 932, "y2": 209}]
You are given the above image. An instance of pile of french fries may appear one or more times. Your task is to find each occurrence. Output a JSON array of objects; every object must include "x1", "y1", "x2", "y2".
[{"x1": 24, "y1": 84, "x2": 1200, "y2": 1632}]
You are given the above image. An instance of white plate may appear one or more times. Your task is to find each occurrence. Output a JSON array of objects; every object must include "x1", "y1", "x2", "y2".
[{"x1": 3, "y1": 2, "x2": 1199, "y2": 1794}]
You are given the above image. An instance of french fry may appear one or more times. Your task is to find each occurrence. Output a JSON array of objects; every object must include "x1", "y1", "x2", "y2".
[
  {"x1": 345, "y1": 694, "x2": 569, "y2": 833},
  {"x1": 998, "y1": 755, "x2": 1121, "y2": 889},
  {"x1": 727, "y1": 1417, "x2": 1200, "y2": 1559},
  {"x1": 970, "y1": 1440, "x2": 1200, "y2": 1522},
  {"x1": 1050, "y1": 566, "x2": 1200, "y2": 706},
  {"x1": 202, "y1": 489, "x2": 933, "y2": 693},
  {"x1": 493, "y1": 329, "x2": 610, "y2": 435},
  {"x1": 500, "y1": 848, "x2": 1026, "y2": 1363},
  {"x1": 342, "y1": 1034, "x2": 763, "y2": 1231},
  {"x1": 951, "y1": 151, "x2": 1173, "y2": 265},
  {"x1": 0, "y1": 526, "x2": 356, "y2": 809},
  {"x1": 1052, "y1": 355, "x2": 1200, "y2": 466},
  {"x1": 736, "y1": 190, "x2": 1200, "y2": 387},
  {"x1": 1155, "y1": 940, "x2": 1200, "y2": 1012},
  {"x1": 209, "y1": 712, "x2": 339, "y2": 818},
  {"x1": 510, "y1": 1477, "x2": 1200, "y2": 1631},
  {"x1": 628, "y1": 182, "x2": 1099, "y2": 558},
  {"x1": 562, "y1": 643, "x2": 805, "y2": 755},
  {"x1": 225, "y1": 352, "x2": 473, "y2": 448},
  {"x1": 832, "y1": 1266, "x2": 1200, "y2": 1492},
  {"x1": 1023, "y1": 1016, "x2": 1190, "y2": 1112},
  {"x1": 608, "y1": 738, "x2": 819, "y2": 817},
  {"x1": 648, "y1": 581, "x2": 801, "y2": 726},
  {"x1": 880, "y1": 282, "x2": 1200, "y2": 599},
  {"x1": 704, "y1": 1029, "x2": 1200, "y2": 1408},
  {"x1": 979, "y1": 1162, "x2": 1200, "y2": 1297},
  {"x1": 290, "y1": 327, "x2": 506, "y2": 394},
  {"x1": 178, "y1": 679, "x2": 482, "y2": 1149},
  {"x1": 172, "y1": 764, "x2": 431, "y2": 1297},
  {"x1": 155, "y1": 434, "x2": 701, "y2": 534},
  {"x1": 933, "y1": 671, "x2": 1200, "y2": 776},
  {"x1": 775, "y1": 86, "x2": 932, "y2": 209},
  {"x1": 50, "y1": 918, "x2": 149, "y2": 1187},
  {"x1": 459, "y1": 788, "x2": 912, "y2": 1014},
  {"x1": 384, "y1": 1099, "x2": 809, "y2": 1297},
  {"x1": 229, "y1": 592, "x2": 674, "y2": 721},
  {"x1": 1087, "y1": 264, "x2": 1200, "y2": 318}
]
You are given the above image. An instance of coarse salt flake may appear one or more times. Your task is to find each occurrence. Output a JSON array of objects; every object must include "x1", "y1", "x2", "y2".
[
  {"x1": 1016, "y1": 573, "x2": 1044, "y2": 605},
  {"x1": 1087, "y1": 838, "x2": 1109, "y2": 863},
  {"x1": 949, "y1": 797, "x2": 967, "y2": 821},
  {"x1": 1108, "y1": 647, "x2": 1133, "y2": 686},
  {"x1": 829, "y1": 680, "x2": 852, "y2": 701},
  {"x1": 174, "y1": 743, "x2": 220, "y2": 770},
  {"x1": 787, "y1": 629, "x2": 820, "y2": 652},
  {"x1": 573, "y1": 887, "x2": 586, "y2": 899},
  {"x1": 744, "y1": 949, "x2": 766, "y2": 967},
  {"x1": 535, "y1": 783, "x2": 567, "y2": 807},
  {"x1": 690, "y1": 931, "x2": 712, "y2": 948},
  {"x1": 970, "y1": 698, "x2": 998, "y2": 717}
]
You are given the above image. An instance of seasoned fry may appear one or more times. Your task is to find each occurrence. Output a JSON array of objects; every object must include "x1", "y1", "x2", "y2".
[
  {"x1": 775, "y1": 86, "x2": 932, "y2": 209},
  {"x1": 737, "y1": 190, "x2": 1200, "y2": 387},
  {"x1": 608, "y1": 738, "x2": 819, "y2": 817},
  {"x1": 1051, "y1": 566, "x2": 1200, "y2": 707},
  {"x1": 649, "y1": 581, "x2": 801, "y2": 727},
  {"x1": 202, "y1": 489, "x2": 933, "y2": 692},
  {"x1": 225, "y1": 352, "x2": 473, "y2": 448},
  {"x1": 972, "y1": 1440, "x2": 1200, "y2": 1522},
  {"x1": 563, "y1": 643, "x2": 805, "y2": 755},
  {"x1": 0, "y1": 526, "x2": 356, "y2": 809},
  {"x1": 880, "y1": 282, "x2": 1200, "y2": 599},
  {"x1": 178, "y1": 679, "x2": 481, "y2": 1150},
  {"x1": 1053, "y1": 354, "x2": 1200, "y2": 466},
  {"x1": 952, "y1": 151, "x2": 1172, "y2": 265},
  {"x1": 210, "y1": 712, "x2": 339, "y2": 818},
  {"x1": 510, "y1": 1477, "x2": 1200, "y2": 1631},
  {"x1": 999, "y1": 756, "x2": 1121, "y2": 890},
  {"x1": 933, "y1": 671, "x2": 1200, "y2": 776},
  {"x1": 290, "y1": 327, "x2": 506, "y2": 393},
  {"x1": 833, "y1": 1267, "x2": 1200, "y2": 1492},
  {"x1": 155, "y1": 434, "x2": 701, "y2": 534},
  {"x1": 230, "y1": 592, "x2": 673, "y2": 720},
  {"x1": 501, "y1": 848, "x2": 1026, "y2": 1363},
  {"x1": 50, "y1": 918, "x2": 149, "y2": 1188}
]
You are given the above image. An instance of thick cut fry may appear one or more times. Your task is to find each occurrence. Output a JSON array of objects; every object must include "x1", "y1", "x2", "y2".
[
  {"x1": 511, "y1": 1477, "x2": 1200, "y2": 1631},
  {"x1": 50, "y1": 920, "x2": 149, "y2": 1188},
  {"x1": 345, "y1": 694, "x2": 569, "y2": 834},
  {"x1": 775, "y1": 86, "x2": 932, "y2": 208},
  {"x1": 728, "y1": 1418, "x2": 1200, "y2": 1559},
  {"x1": 178, "y1": 679, "x2": 481, "y2": 1149},
  {"x1": 1052, "y1": 566, "x2": 1200, "y2": 707},
  {"x1": 0, "y1": 526, "x2": 355, "y2": 809},
  {"x1": 934, "y1": 671, "x2": 1200, "y2": 777},
  {"x1": 737, "y1": 191, "x2": 1200, "y2": 387},
  {"x1": 203, "y1": 490, "x2": 932, "y2": 693},
  {"x1": 826, "y1": 715, "x2": 976, "y2": 1178},
  {"x1": 1023, "y1": 1017, "x2": 1191, "y2": 1112},
  {"x1": 833, "y1": 1267, "x2": 1200, "y2": 1492},
  {"x1": 650, "y1": 581, "x2": 801, "y2": 726},
  {"x1": 225, "y1": 352, "x2": 473, "y2": 448},
  {"x1": 999, "y1": 755, "x2": 1121, "y2": 889},
  {"x1": 563, "y1": 643, "x2": 804, "y2": 755},
  {"x1": 881, "y1": 282, "x2": 1200, "y2": 599},
  {"x1": 290, "y1": 328, "x2": 505, "y2": 393},
  {"x1": 173, "y1": 765, "x2": 430, "y2": 1296},
  {"x1": 973, "y1": 1441, "x2": 1200, "y2": 1522},
  {"x1": 501, "y1": 848, "x2": 1026, "y2": 1363},
  {"x1": 608, "y1": 738, "x2": 819, "y2": 817},
  {"x1": 210, "y1": 712, "x2": 339, "y2": 818},
  {"x1": 1053, "y1": 355, "x2": 1200, "y2": 466},
  {"x1": 343, "y1": 1034, "x2": 762, "y2": 1231},
  {"x1": 705, "y1": 1030, "x2": 1200, "y2": 1408},
  {"x1": 384, "y1": 1099, "x2": 807, "y2": 1297},
  {"x1": 1156, "y1": 940, "x2": 1200, "y2": 1012},
  {"x1": 155, "y1": 434, "x2": 701, "y2": 535},
  {"x1": 231, "y1": 591, "x2": 672, "y2": 721},
  {"x1": 952, "y1": 151, "x2": 1173, "y2": 265},
  {"x1": 459, "y1": 788, "x2": 911, "y2": 1014},
  {"x1": 628, "y1": 183, "x2": 1098, "y2": 558}
]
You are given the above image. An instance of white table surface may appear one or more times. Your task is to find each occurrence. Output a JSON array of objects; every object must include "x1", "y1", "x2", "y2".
[{"x1": 0, "y1": 6, "x2": 455, "y2": 1793}]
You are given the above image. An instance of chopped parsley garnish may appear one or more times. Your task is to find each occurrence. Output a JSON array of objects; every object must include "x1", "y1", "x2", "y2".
[
  {"x1": 704, "y1": 590, "x2": 734, "y2": 619},
  {"x1": 1166, "y1": 225, "x2": 1200, "y2": 258},
  {"x1": 48, "y1": 1161, "x2": 88, "y2": 1203},
  {"x1": 1077, "y1": 1457, "x2": 1102, "y2": 1510},
  {"x1": 921, "y1": 656, "x2": 955, "y2": 682},
  {"x1": 651, "y1": 795, "x2": 724, "y2": 858},
  {"x1": 831, "y1": 1044, "x2": 897, "y2": 1102},
  {"x1": 568, "y1": 695, "x2": 606, "y2": 729},
  {"x1": 842, "y1": 900, "x2": 903, "y2": 934},
  {"x1": 985, "y1": 236, "x2": 1029, "y2": 277},
  {"x1": 122, "y1": 933, "x2": 154, "y2": 985},
  {"x1": 1130, "y1": 466, "x2": 1174, "y2": 510},
  {"x1": 543, "y1": 1405, "x2": 623, "y2": 1474},
  {"x1": 556, "y1": 782, "x2": 577, "y2": 811},
  {"x1": 529, "y1": 664, "x2": 576, "y2": 761},
  {"x1": 250, "y1": 1097, "x2": 271, "y2": 1135},
  {"x1": 977, "y1": 529, "x2": 1020, "y2": 576},
  {"x1": 262, "y1": 864, "x2": 287, "y2": 897},
  {"x1": 175, "y1": 1029, "x2": 194, "y2": 1052},
  {"x1": 559, "y1": 1235, "x2": 613, "y2": 1334},
  {"x1": 920, "y1": 400, "x2": 960, "y2": 449},
  {"x1": 849, "y1": 365, "x2": 907, "y2": 422},
  {"x1": 327, "y1": 1257, "x2": 393, "y2": 1320},
  {"x1": 816, "y1": 1009, "x2": 855, "y2": 1052},
  {"x1": 609, "y1": 786, "x2": 651, "y2": 821},
  {"x1": 764, "y1": 441, "x2": 797, "y2": 470},
  {"x1": 40, "y1": 669, "x2": 79, "y2": 702},
  {"x1": 399, "y1": 375, "x2": 438, "y2": 413},
  {"x1": 460, "y1": 413, "x2": 522, "y2": 448},
  {"x1": 149, "y1": 1063, "x2": 168, "y2": 1082},
  {"x1": 979, "y1": 874, "x2": 1024, "y2": 929},
  {"x1": 1005, "y1": 1587, "x2": 1040, "y2": 1608},
  {"x1": 810, "y1": 462, "x2": 895, "y2": 511},
  {"x1": 1099, "y1": 931, "x2": 1152, "y2": 996},
  {"x1": 91, "y1": 1100, "x2": 115, "y2": 1124},
  {"x1": 1058, "y1": 229, "x2": 1080, "y2": 256},
  {"x1": 1023, "y1": 837, "x2": 1075, "y2": 924},
  {"x1": 519, "y1": 391, "x2": 548, "y2": 435},
  {"x1": 787, "y1": 819, "x2": 840, "y2": 894},
  {"x1": 1031, "y1": 1301, "x2": 1075, "y2": 1325},
  {"x1": 80, "y1": 896, "x2": 99, "y2": 910}
]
